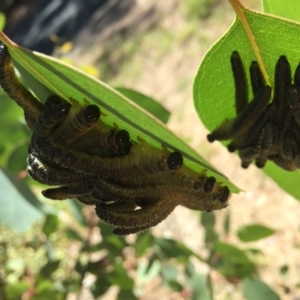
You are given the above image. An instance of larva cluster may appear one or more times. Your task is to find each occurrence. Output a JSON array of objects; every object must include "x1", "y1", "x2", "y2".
[
  {"x1": 208, "y1": 51, "x2": 300, "y2": 171},
  {"x1": 0, "y1": 43, "x2": 230, "y2": 235}
]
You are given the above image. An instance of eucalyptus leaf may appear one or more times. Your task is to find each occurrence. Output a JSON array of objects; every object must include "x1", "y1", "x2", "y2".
[
  {"x1": 0, "y1": 168, "x2": 44, "y2": 231},
  {"x1": 0, "y1": 31, "x2": 239, "y2": 194},
  {"x1": 194, "y1": 0, "x2": 300, "y2": 199},
  {"x1": 214, "y1": 241, "x2": 256, "y2": 278},
  {"x1": 43, "y1": 213, "x2": 59, "y2": 237},
  {"x1": 242, "y1": 277, "x2": 280, "y2": 300},
  {"x1": 237, "y1": 224, "x2": 275, "y2": 242}
]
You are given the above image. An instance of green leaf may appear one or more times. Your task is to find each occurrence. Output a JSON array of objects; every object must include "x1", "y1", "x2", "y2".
[
  {"x1": 5, "y1": 281, "x2": 29, "y2": 300},
  {"x1": 190, "y1": 274, "x2": 213, "y2": 300},
  {"x1": 115, "y1": 87, "x2": 170, "y2": 124},
  {"x1": 135, "y1": 230, "x2": 154, "y2": 257},
  {"x1": 34, "y1": 280, "x2": 63, "y2": 300},
  {"x1": 155, "y1": 238, "x2": 202, "y2": 262},
  {"x1": 237, "y1": 224, "x2": 275, "y2": 242},
  {"x1": 262, "y1": 0, "x2": 300, "y2": 22},
  {"x1": 91, "y1": 276, "x2": 111, "y2": 297},
  {"x1": 6, "y1": 141, "x2": 28, "y2": 173},
  {"x1": 42, "y1": 213, "x2": 59, "y2": 237},
  {"x1": 194, "y1": 1, "x2": 300, "y2": 200},
  {"x1": 0, "y1": 31, "x2": 239, "y2": 194},
  {"x1": 161, "y1": 264, "x2": 178, "y2": 283},
  {"x1": 108, "y1": 259, "x2": 134, "y2": 290},
  {"x1": 0, "y1": 12, "x2": 6, "y2": 31},
  {"x1": 214, "y1": 242, "x2": 256, "y2": 279},
  {"x1": 0, "y1": 168, "x2": 44, "y2": 231},
  {"x1": 168, "y1": 279, "x2": 184, "y2": 292},
  {"x1": 223, "y1": 210, "x2": 230, "y2": 235},
  {"x1": 242, "y1": 277, "x2": 280, "y2": 300},
  {"x1": 117, "y1": 289, "x2": 138, "y2": 300},
  {"x1": 65, "y1": 228, "x2": 84, "y2": 242},
  {"x1": 39, "y1": 260, "x2": 60, "y2": 278},
  {"x1": 137, "y1": 259, "x2": 161, "y2": 282},
  {"x1": 67, "y1": 199, "x2": 87, "y2": 226},
  {"x1": 201, "y1": 211, "x2": 215, "y2": 228},
  {"x1": 0, "y1": 91, "x2": 29, "y2": 167}
]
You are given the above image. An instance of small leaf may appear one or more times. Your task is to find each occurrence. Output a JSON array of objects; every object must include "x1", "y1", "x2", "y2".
[
  {"x1": 155, "y1": 238, "x2": 199, "y2": 262},
  {"x1": 214, "y1": 242, "x2": 256, "y2": 279},
  {"x1": 279, "y1": 264, "x2": 289, "y2": 276},
  {"x1": 108, "y1": 260, "x2": 134, "y2": 290},
  {"x1": 35, "y1": 280, "x2": 62, "y2": 299},
  {"x1": 65, "y1": 228, "x2": 84, "y2": 242},
  {"x1": 190, "y1": 274, "x2": 213, "y2": 300},
  {"x1": 137, "y1": 259, "x2": 161, "y2": 282},
  {"x1": 5, "y1": 281, "x2": 29, "y2": 300},
  {"x1": 40, "y1": 260, "x2": 61, "y2": 278},
  {"x1": 117, "y1": 289, "x2": 138, "y2": 300},
  {"x1": 6, "y1": 142, "x2": 28, "y2": 173},
  {"x1": 168, "y1": 280, "x2": 184, "y2": 292},
  {"x1": 67, "y1": 199, "x2": 86, "y2": 226},
  {"x1": 135, "y1": 230, "x2": 154, "y2": 257},
  {"x1": 242, "y1": 277, "x2": 280, "y2": 300},
  {"x1": 201, "y1": 211, "x2": 215, "y2": 228},
  {"x1": 237, "y1": 224, "x2": 275, "y2": 242},
  {"x1": 161, "y1": 264, "x2": 178, "y2": 282},
  {"x1": 42, "y1": 213, "x2": 59, "y2": 237},
  {"x1": 91, "y1": 276, "x2": 111, "y2": 297},
  {"x1": 223, "y1": 210, "x2": 231, "y2": 235},
  {"x1": 0, "y1": 168, "x2": 44, "y2": 231}
]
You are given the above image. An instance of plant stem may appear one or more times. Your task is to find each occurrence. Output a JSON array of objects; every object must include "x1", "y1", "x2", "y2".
[{"x1": 228, "y1": 0, "x2": 271, "y2": 86}]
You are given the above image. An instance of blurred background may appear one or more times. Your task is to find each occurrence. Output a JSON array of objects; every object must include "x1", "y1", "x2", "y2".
[{"x1": 1, "y1": 0, "x2": 300, "y2": 299}]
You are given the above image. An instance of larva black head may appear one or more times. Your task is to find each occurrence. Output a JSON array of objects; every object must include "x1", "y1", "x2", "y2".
[
  {"x1": 207, "y1": 134, "x2": 215, "y2": 143},
  {"x1": 227, "y1": 144, "x2": 236, "y2": 153},
  {"x1": 218, "y1": 186, "x2": 230, "y2": 203},
  {"x1": 115, "y1": 130, "x2": 130, "y2": 146},
  {"x1": 83, "y1": 105, "x2": 101, "y2": 123},
  {"x1": 45, "y1": 95, "x2": 63, "y2": 107},
  {"x1": 255, "y1": 161, "x2": 265, "y2": 168},
  {"x1": 203, "y1": 176, "x2": 216, "y2": 193},
  {"x1": 167, "y1": 151, "x2": 183, "y2": 170},
  {"x1": 117, "y1": 143, "x2": 132, "y2": 156}
]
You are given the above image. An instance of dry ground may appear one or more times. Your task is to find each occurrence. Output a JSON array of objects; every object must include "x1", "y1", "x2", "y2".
[{"x1": 64, "y1": 0, "x2": 300, "y2": 299}]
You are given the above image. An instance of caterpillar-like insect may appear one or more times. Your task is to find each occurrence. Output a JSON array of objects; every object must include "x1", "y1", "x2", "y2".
[
  {"x1": 0, "y1": 43, "x2": 44, "y2": 129},
  {"x1": 0, "y1": 42, "x2": 231, "y2": 235},
  {"x1": 95, "y1": 184, "x2": 229, "y2": 235},
  {"x1": 207, "y1": 51, "x2": 300, "y2": 170}
]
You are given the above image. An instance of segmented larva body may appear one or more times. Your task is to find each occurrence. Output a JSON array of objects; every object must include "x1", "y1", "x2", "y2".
[
  {"x1": 50, "y1": 101, "x2": 101, "y2": 147},
  {"x1": 0, "y1": 44, "x2": 45, "y2": 130},
  {"x1": 0, "y1": 42, "x2": 232, "y2": 235},
  {"x1": 27, "y1": 152, "x2": 90, "y2": 186}
]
